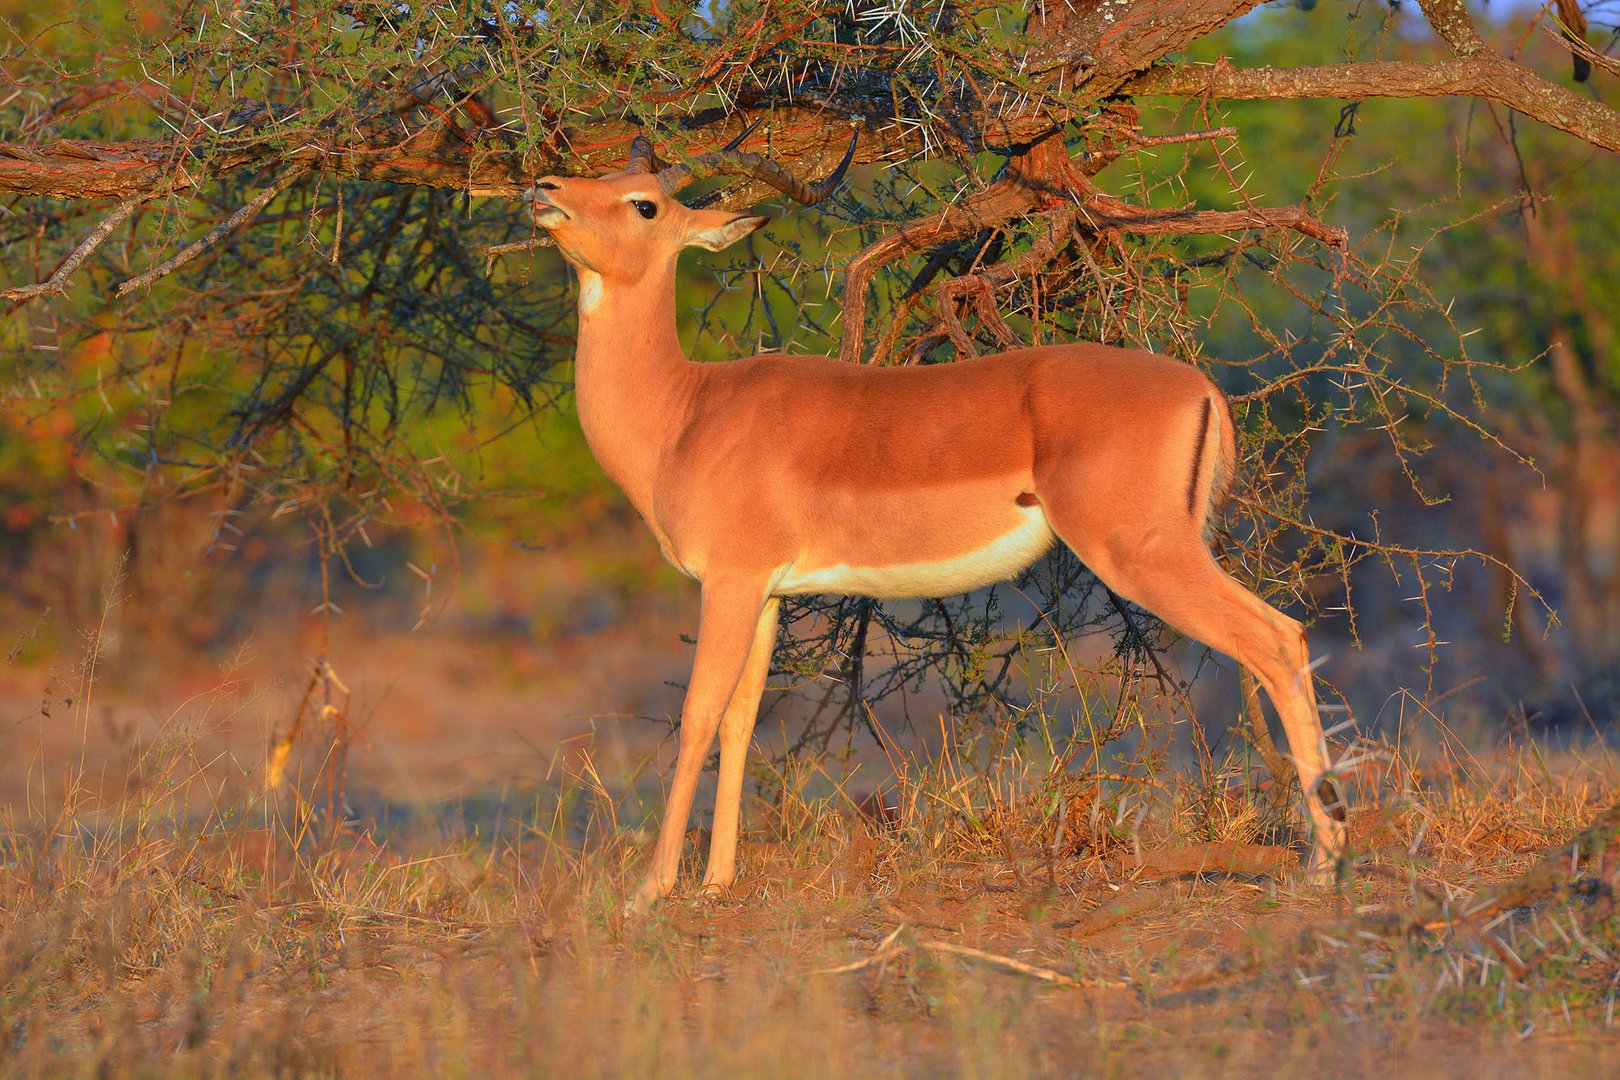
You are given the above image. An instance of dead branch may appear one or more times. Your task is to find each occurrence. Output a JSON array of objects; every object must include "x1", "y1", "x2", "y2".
[
  {"x1": 837, "y1": 189, "x2": 1032, "y2": 363},
  {"x1": 836, "y1": 136, "x2": 1073, "y2": 364},
  {"x1": 1544, "y1": 19, "x2": 1620, "y2": 81},
  {"x1": 1127, "y1": 0, "x2": 1620, "y2": 153},
  {"x1": 1430, "y1": 801, "x2": 1620, "y2": 925},
  {"x1": 1291, "y1": 801, "x2": 1620, "y2": 987},
  {"x1": 0, "y1": 138, "x2": 227, "y2": 200},
  {"x1": 1356, "y1": 862, "x2": 1533, "y2": 979},
  {"x1": 1063, "y1": 806, "x2": 1620, "y2": 1000},
  {"x1": 1, "y1": 194, "x2": 149, "y2": 303},
  {"x1": 115, "y1": 163, "x2": 315, "y2": 298},
  {"x1": 1553, "y1": 0, "x2": 1594, "y2": 82},
  {"x1": 839, "y1": 125, "x2": 1347, "y2": 363},
  {"x1": 934, "y1": 271, "x2": 1020, "y2": 358},
  {"x1": 1081, "y1": 194, "x2": 1349, "y2": 248},
  {"x1": 1148, "y1": 949, "x2": 1264, "y2": 998},
  {"x1": 1129, "y1": 59, "x2": 1487, "y2": 104},
  {"x1": 929, "y1": 207, "x2": 1078, "y2": 359}
]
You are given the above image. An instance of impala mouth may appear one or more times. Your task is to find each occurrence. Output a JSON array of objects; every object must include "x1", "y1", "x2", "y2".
[{"x1": 529, "y1": 187, "x2": 570, "y2": 226}]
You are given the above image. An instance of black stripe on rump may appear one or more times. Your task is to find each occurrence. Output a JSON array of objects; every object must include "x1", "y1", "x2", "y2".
[{"x1": 1187, "y1": 397, "x2": 1213, "y2": 516}]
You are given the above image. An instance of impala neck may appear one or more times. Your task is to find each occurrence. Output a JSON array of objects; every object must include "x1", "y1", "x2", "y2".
[{"x1": 571, "y1": 261, "x2": 693, "y2": 517}]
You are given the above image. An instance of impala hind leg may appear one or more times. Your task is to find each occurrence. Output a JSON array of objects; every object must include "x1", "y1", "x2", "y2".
[
  {"x1": 699, "y1": 597, "x2": 780, "y2": 897},
  {"x1": 629, "y1": 578, "x2": 769, "y2": 915},
  {"x1": 1072, "y1": 534, "x2": 1347, "y2": 874}
]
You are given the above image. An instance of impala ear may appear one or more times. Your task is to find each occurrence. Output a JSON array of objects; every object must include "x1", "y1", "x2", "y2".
[{"x1": 684, "y1": 211, "x2": 770, "y2": 252}]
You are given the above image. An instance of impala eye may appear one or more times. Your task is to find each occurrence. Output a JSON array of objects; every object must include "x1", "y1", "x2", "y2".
[{"x1": 631, "y1": 199, "x2": 658, "y2": 220}]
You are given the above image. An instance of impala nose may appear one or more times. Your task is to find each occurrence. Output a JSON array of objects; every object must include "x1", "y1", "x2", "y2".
[{"x1": 530, "y1": 178, "x2": 569, "y2": 220}]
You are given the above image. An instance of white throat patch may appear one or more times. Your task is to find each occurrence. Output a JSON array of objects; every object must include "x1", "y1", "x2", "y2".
[{"x1": 578, "y1": 270, "x2": 604, "y2": 315}]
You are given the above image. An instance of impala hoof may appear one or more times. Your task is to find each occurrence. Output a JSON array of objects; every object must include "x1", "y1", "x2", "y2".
[
  {"x1": 696, "y1": 880, "x2": 733, "y2": 903},
  {"x1": 1300, "y1": 843, "x2": 1346, "y2": 890},
  {"x1": 1299, "y1": 863, "x2": 1337, "y2": 890},
  {"x1": 625, "y1": 879, "x2": 668, "y2": 917}
]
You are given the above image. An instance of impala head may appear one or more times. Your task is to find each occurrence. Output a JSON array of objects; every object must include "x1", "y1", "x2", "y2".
[
  {"x1": 529, "y1": 167, "x2": 767, "y2": 285},
  {"x1": 528, "y1": 128, "x2": 858, "y2": 287}
]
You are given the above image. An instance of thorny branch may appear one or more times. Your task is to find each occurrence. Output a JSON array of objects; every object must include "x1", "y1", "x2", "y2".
[
  {"x1": 0, "y1": 0, "x2": 1614, "y2": 299},
  {"x1": 114, "y1": 163, "x2": 316, "y2": 297},
  {"x1": 1, "y1": 194, "x2": 148, "y2": 303},
  {"x1": 838, "y1": 131, "x2": 1345, "y2": 364}
]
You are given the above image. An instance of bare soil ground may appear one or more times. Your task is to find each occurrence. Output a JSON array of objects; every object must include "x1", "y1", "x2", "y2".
[{"x1": 4, "y1": 630, "x2": 1620, "y2": 1078}]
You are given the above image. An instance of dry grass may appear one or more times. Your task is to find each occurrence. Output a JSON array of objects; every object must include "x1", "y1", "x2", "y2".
[{"x1": 5, "y1": 642, "x2": 1620, "y2": 1078}]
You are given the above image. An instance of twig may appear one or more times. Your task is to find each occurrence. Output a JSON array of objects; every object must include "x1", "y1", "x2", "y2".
[
  {"x1": 811, "y1": 924, "x2": 906, "y2": 975},
  {"x1": 1123, "y1": 125, "x2": 1238, "y2": 147},
  {"x1": 1077, "y1": 126, "x2": 1242, "y2": 172},
  {"x1": 813, "y1": 924, "x2": 1127, "y2": 989},
  {"x1": 116, "y1": 162, "x2": 314, "y2": 297},
  {"x1": 917, "y1": 940, "x2": 1127, "y2": 988},
  {"x1": 481, "y1": 234, "x2": 555, "y2": 273},
  {"x1": 1105, "y1": 588, "x2": 1196, "y2": 718},
  {"x1": 2, "y1": 194, "x2": 148, "y2": 302}
]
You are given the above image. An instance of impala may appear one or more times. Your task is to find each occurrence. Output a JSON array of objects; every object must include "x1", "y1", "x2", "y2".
[{"x1": 526, "y1": 136, "x2": 1347, "y2": 913}]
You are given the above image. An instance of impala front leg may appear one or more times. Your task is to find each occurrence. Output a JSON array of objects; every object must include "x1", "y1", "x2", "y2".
[
  {"x1": 628, "y1": 577, "x2": 769, "y2": 915},
  {"x1": 700, "y1": 597, "x2": 780, "y2": 896}
]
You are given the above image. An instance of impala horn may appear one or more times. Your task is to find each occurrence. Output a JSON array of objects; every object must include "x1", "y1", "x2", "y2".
[
  {"x1": 634, "y1": 119, "x2": 758, "y2": 191},
  {"x1": 626, "y1": 135, "x2": 659, "y2": 174},
  {"x1": 651, "y1": 123, "x2": 859, "y2": 207}
]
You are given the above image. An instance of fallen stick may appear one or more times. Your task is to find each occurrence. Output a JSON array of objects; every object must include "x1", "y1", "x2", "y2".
[
  {"x1": 916, "y1": 939, "x2": 1129, "y2": 989},
  {"x1": 812, "y1": 924, "x2": 906, "y2": 976},
  {"x1": 814, "y1": 924, "x2": 1128, "y2": 990}
]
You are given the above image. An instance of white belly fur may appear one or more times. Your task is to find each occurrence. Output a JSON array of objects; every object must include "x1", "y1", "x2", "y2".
[{"x1": 774, "y1": 505, "x2": 1056, "y2": 600}]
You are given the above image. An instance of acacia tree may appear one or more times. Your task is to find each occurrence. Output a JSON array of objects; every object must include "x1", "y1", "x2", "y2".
[{"x1": 2, "y1": 1, "x2": 1618, "y2": 767}]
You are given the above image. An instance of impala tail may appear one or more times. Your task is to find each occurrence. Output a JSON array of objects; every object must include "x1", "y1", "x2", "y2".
[{"x1": 1189, "y1": 391, "x2": 1239, "y2": 545}]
